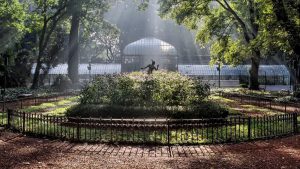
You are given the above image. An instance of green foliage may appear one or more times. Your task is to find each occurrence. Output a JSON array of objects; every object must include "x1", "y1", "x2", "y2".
[
  {"x1": 0, "y1": 0, "x2": 29, "y2": 53},
  {"x1": 22, "y1": 103, "x2": 56, "y2": 113},
  {"x1": 80, "y1": 71, "x2": 210, "y2": 106},
  {"x1": 52, "y1": 75, "x2": 72, "y2": 91},
  {"x1": 75, "y1": 71, "x2": 221, "y2": 119},
  {"x1": 66, "y1": 102, "x2": 228, "y2": 119},
  {"x1": 81, "y1": 20, "x2": 121, "y2": 63},
  {"x1": 0, "y1": 88, "x2": 54, "y2": 101},
  {"x1": 274, "y1": 96, "x2": 299, "y2": 103},
  {"x1": 240, "y1": 83, "x2": 248, "y2": 88},
  {"x1": 20, "y1": 96, "x2": 78, "y2": 115},
  {"x1": 157, "y1": 0, "x2": 275, "y2": 64}
]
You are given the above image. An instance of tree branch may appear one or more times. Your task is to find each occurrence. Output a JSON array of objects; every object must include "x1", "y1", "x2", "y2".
[
  {"x1": 216, "y1": 0, "x2": 252, "y2": 42},
  {"x1": 46, "y1": 3, "x2": 67, "y2": 23},
  {"x1": 42, "y1": 11, "x2": 67, "y2": 51}
]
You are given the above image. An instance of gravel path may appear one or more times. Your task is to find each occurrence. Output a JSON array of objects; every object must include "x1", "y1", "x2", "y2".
[{"x1": 0, "y1": 131, "x2": 300, "y2": 169}]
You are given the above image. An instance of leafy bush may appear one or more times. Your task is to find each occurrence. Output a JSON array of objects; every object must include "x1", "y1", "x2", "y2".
[
  {"x1": 66, "y1": 101, "x2": 228, "y2": 119},
  {"x1": 52, "y1": 75, "x2": 72, "y2": 91},
  {"x1": 240, "y1": 83, "x2": 248, "y2": 88},
  {"x1": 74, "y1": 71, "x2": 221, "y2": 119},
  {"x1": 294, "y1": 91, "x2": 300, "y2": 98},
  {"x1": 0, "y1": 87, "x2": 55, "y2": 101},
  {"x1": 294, "y1": 86, "x2": 300, "y2": 98},
  {"x1": 274, "y1": 96, "x2": 299, "y2": 103},
  {"x1": 80, "y1": 71, "x2": 210, "y2": 107}
]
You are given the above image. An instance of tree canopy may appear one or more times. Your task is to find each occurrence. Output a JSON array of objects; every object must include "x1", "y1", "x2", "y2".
[
  {"x1": 0, "y1": 0, "x2": 28, "y2": 53},
  {"x1": 151, "y1": 0, "x2": 299, "y2": 89}
]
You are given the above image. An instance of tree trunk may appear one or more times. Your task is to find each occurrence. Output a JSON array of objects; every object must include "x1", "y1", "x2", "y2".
[
  {"x1": 67, "y1": 12, "x2": 80, "y2": 83},
  {"x1": 271, "y1": 0, "x2": 300, "y2": 85},
  {"x1": 249, "y1": 51, "x2": 261, "y2": 90},
  {"x1": 31, "y1": 57, "x2": 42, "y2": 89}
]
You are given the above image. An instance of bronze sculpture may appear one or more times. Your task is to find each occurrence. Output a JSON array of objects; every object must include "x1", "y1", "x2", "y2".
[{"x1": 141, "y1": 60, "x2": 159, "y2": 74}]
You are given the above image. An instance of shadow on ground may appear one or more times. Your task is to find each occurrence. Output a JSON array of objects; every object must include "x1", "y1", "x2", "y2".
[{"x1": 0, "y1": 131, "x2": 299, "y2": 169}]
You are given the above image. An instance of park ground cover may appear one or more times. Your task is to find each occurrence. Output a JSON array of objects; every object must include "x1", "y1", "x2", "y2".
[
  {"x1": 0, "y1": 131, "x2": 299, "y2": 169},
  {"x1": 19, "y1": 96, "x2": 79, "y2": 116},
  {"x1": 16, "y1": 92, "x2": 290, "y2": 118}
]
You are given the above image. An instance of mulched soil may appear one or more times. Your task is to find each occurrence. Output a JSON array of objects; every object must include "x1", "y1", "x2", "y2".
[{"x1": 0, "y1": 131, "x2": 299, "y2": 169}]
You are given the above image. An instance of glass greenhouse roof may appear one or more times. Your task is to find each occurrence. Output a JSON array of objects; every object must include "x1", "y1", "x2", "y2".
[
  {"x1": 123, "y1": 37, "x2": 177, "y2": 56},
  {"x1": 32, "y1": 64, "x2": 290, "y2": 77},
  {"x1": 178, "y1": 65, "x2": 290, "y2": 76},
  {"x1": 31, "y1": 63, "x2": 121, "y2": 75}
]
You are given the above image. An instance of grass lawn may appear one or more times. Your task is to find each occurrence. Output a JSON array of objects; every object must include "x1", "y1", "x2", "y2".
[
  {"x1": 18, "y1": 93, "x2": 290, "y2": 118},
  {"x1": 20, "y1": 96, "x2": 79, "y2": 116},
  {"x1": 209, "y1": 94, "x2": 285, "y2": 117},
  {"x1": 212, "y1": 88, "x2": 291, "y2": 98},
  {"x1": 0, "y1": 112, "x2": 7, "y2": 126}
]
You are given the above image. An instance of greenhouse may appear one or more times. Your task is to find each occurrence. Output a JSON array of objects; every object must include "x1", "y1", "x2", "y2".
[
  {"x1": 178, "y1": 65, "x2": 290, "y2": 86},
  {"x1": 122, "y1": 37, "x2": 178, "y2": 72},
  {"x1": 31, "y1": 63, "x2": 121, "y2": 84},
  {"x1": 32, "y1": 63, "x2": 290, "y2": 87}
]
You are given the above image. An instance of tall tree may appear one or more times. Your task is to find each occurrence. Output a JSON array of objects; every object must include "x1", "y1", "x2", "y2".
[
  {"x1": 31, "y1": 0, "x2": 68, "y2": 89},
  {"x1": 156, "y1": 0, "x2": 269, "y2": 90},
  {"x1": 66, "y1": 0, "x2": 114, "y2": 83},
  {"x1": 0, "y1": 0, "x2": 29, "y2": 87},
  {"x1": 81, "y1": 20, "x2": 121, "y2": 63},
  {"x1": 67, "y1": 0, "x2": 81, "y2": 83},
  {"x1": 271, "y1": 0, "x2": 300, "y2": 85},
  {"x1": 0, "y1": 0, "x2": 28, "y2": 54}
]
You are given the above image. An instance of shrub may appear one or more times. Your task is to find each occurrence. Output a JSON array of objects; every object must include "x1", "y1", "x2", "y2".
[
  {"x1": 294, "y1": 91, "x2": 300, "y2": 99},
  {"x1": 275, "y1": 96, "x2": 299, "y2": 103},
  {"x1": 66, "y1": 101, "x2": 228, "y2": 119},
  {"x1": 80, "y1": 71, "x2": 210, "y2": 107},
  {"x1": 74, "y1": 71, "x2": 224, "y2": 119},
  {"x1": 0, "y1": 87, "x2": 54, "y2": 101},
  {"x1": 294, "y1": 86, "x2": 300, "y2": 98},
  {"x1": 240, "y1": 83, "x2": 248, "y2": 88},
  {"x1": 52, "y1": 75, "x2": 72, "y2": 91}
]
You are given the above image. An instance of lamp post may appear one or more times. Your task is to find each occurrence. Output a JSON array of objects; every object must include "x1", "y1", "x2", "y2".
[
  {"x1": 216, "y1": 61, "x2": 221, "y2": 88},
  {"x1": 87, "y1": 61, "x2": 92, "y2": 82}
]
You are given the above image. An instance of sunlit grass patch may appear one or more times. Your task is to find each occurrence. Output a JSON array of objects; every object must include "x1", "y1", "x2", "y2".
[
  {"x1": 21, "y1": 103, "x2": 56, "y2": 113},
  {"x1": 241, "y1": 104, "x2": 284, "y2": 116},
  {"x1": 45, "y1": 106, "x2": 73, "y2": 116},
  {"x1": 0, "y1": 112, "x2": 7, "y2": 126},
  {"x1": 208, "y1": 95, "x2": 241, "y2": 116},
  {"x1": 20, "y1": 96, "x2": 79, "y2": 115},
  {"x1": 56, "y1": 99, "x2": 72, "y2": 106},
  {"x1": 209, "y1": 95, "x2": 236, "y2": 104}
]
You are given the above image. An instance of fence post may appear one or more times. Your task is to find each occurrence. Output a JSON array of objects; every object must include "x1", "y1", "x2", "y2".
[
  {"x1": 284, "y1": 103, "x2": 287, "y2": 113},
  {"x1": 2, "y1": 101, "x2": 4, "y2": 112},
  {"x1": 22, "y1": 112, "x2": 25, "y2": 133},
  {"x1": 293, "y1": 113, "x2": 298, "y2": 134},
  {"x1": 76, "y1": 117, "x2": 80, "y2": 141},
  {"x1": 248, "y1": 117, "x2": 251, "y2": 140},
  {"x1": 7, "y1": 109, "x2": 12, "y2": 129},
  {"x1": 167, "y1": 118, "x2": 170, "y2": 146}
]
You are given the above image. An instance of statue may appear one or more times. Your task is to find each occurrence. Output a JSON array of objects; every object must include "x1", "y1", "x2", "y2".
[{"x1": 141, "y1": 60, "x2": 159, "y2": 74}]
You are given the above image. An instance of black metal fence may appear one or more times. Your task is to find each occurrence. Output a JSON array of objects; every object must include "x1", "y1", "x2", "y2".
[
  {"x1": 0, "y1": 91, "x2": 77, "y2": 112},
  {"x1": 0, "y1": 110, "x2": 298, "y2": 145},
  {"x1": 221, "y1": 92, "x2": 300, "y2": 113}
]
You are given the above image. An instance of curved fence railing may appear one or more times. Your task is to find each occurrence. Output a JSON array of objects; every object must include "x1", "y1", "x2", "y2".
[
  {"x1": 0, "y1": 91, "x2": 78, "y2": 112},
  {"x1": 0, "y1": 110, "x2": 298, "y2": 145},
  {"x1": 220, "y1": 92, "x2": 300, "y2": 113}
]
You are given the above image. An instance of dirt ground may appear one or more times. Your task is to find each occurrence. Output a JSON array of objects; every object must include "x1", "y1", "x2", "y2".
[{"x1": 0, "y1": 131, "x2": 300, "y2": 169}]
